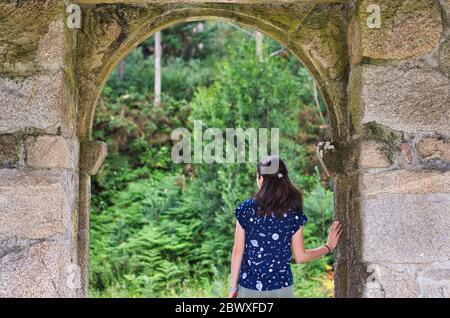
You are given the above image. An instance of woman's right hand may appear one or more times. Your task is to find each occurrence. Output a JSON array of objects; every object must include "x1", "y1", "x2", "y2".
[
  {"x1": 228, "y1": 291, "x2": 238, "y2": 298},
  {"x1": 326, "y1": 221, "x2": 342, "y2": 251}
]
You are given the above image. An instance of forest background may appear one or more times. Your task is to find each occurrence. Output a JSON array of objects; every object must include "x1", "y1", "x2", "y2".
[{"x1": 89, "y1": 21, "x2": 335, "y2": 298}]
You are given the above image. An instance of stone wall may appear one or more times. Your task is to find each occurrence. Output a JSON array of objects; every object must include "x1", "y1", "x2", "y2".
[
  {"x1": 0, "y1": 1, "x2": 80, "y2": 297},
  {"x1": 348, "y1": 0, "x2": 450, "y2": 297},
  {"x1": 0, "y1": 0, "x2": 448, "y2": 298}
]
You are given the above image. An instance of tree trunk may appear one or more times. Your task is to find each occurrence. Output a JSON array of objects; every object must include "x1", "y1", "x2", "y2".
[
  {"x1": 154, "y1": 31, "x2": 162, "y2": 107},
  {"x1": 119, "y1": 60, "x2": 125, "y2": 79},
  {"x1": 255, "y1": 31, "x2": 264, "y2": 62}
]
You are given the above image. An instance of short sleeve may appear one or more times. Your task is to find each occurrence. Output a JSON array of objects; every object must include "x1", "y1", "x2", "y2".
[
  {"x1": 290, "y1": 209, "x2": 308, "y2": 235},
  {"x1": 233, "y1": 200, "x2": 250, "y2": 230}
]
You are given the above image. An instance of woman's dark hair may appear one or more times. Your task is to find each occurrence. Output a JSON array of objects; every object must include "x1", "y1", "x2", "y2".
[{"x1": 254, "y1": 155, "x2": 303, "y2": 217}]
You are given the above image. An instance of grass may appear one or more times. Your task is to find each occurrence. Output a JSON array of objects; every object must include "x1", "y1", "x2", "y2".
[{"x1": 89, "y1": 266, "x2": 334, "y2": 298}]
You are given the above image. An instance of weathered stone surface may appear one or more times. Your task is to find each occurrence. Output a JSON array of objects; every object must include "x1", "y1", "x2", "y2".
[
  {"x1": 440, "y1": 38, "x2": 450, "y2": 77},
  {"x1": 25, "y1": 136, "x2": 78, "y2": 169},
  {"x1": 394, "y1": 142, "x2": 414, "y2": 167},
  {"x1": 0, "y1": 16, "x2": 66, "y2": 74},
  {"x1": 0, "y1": 135, "x2": 20, "y2": 168},
  {"x1": 76, "y1": 0, "x2": 343, "y2": 3},
  {"x1": 361, "y1": 171, "x2": 450, "y2": 264},
  {"x1": 0, "y1": 240, "x2": 76, "y2": 297},
  {"x1": 416, "y1": 137, "x2": 450, "y2": 162},
  {"x1": 291, "y1": 4, "x2": 348, "y2": 80},
  {"x1": 363, "y1": 263, "x2": 421, "y2": 298},
  {"x1": 0, "y1": 1, "x2": 65, "y2": 70},
  {"x1": 364, "y1": 262, "x2": 450, "y2": 298},
  {"x1": 36, "y1": 19, "x2": 66, "y2": 70},
  {"x1": 417, "y1": 261, "x2": 450, "y2": 298},
  {"x1": 0, "y1": 71, "x2": 66, "y2": 134},
  {"x1": 442, "y1": 0, "x2": 450, "y2": 20},
  {"x1": 360, "y1": 65, "x2": 450, "y2": 133},
  {"x1": 80, "y1": 140, "x2": 108, "y2": 176},
  {"x1": 0, "y1": 169, "x2": 72, "y2": 241},
  {"x1": 316, "y1": 141, "x2": 345, "y2": 177},
  {"x1": 361, "y1": 193, "x2": 450, "y2": 263},
  {"x1": 67, "y1": 7, "x2": 129, "y2": 71},
  {"x1": 359, "y1": 140, "x2": 391, "y2": 168},
  {"x1": 77, "y1": 174, "x2": 91, "y2": 296},
  {"x1": 361, "y1": 170, "x2": 450, "y2": 196},
  {"x1": 355, "y1": 0, "x2": 443, "y2": 60}
]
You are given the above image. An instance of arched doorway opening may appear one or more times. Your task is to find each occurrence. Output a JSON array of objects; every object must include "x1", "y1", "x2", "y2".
[
  {"x1": 74, "y1": 2, "x2": 353, "y2": 298},
  {"x1": 89, "y1": 20, "x2": 334, "y2": 297}
]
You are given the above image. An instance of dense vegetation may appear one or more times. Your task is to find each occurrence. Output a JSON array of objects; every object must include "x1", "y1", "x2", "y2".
[{"x1": 89, "y1": 21, "x2": 334, "y2": 298}]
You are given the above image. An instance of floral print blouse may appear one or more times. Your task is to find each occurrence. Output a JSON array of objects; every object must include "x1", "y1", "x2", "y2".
[{"x1": 234, "y1": 198, "x2": 308, "y2": 291}]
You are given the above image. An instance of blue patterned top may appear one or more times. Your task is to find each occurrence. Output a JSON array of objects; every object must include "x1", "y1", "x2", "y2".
[{"x1": 234, "y1": 198, "x2": 308, "y2": 291}]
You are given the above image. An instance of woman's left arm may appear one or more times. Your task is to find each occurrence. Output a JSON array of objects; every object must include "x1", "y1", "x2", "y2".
[{"x1": 229, "y1": 221, "x2": 245, "y2": 298}]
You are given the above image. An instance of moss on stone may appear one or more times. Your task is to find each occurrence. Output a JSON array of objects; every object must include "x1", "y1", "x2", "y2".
[
  {"x1": 0, "y1": 135, "x2": 21, "y2": 168},
  {"x1": 0, "y1": 1, "x2": 65, "y2": 69},
  {"x1": 290, "y1": 3, "x2": 349, "y2": 81},
  {"x1": 361, "y1": 121, "x2": 403, "y2": 156}
]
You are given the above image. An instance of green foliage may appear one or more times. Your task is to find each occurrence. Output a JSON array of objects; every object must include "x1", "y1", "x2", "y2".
[{"x1": 90, "y1": 21, "x2": 333, "y2": 298}]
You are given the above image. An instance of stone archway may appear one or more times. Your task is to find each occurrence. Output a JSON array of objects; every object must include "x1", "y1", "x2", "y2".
[
  {"x1": 74, "y1": 1, "x2": 352, "y2": 298},
  {"x1": 0, "y1": 0, "x2": 449, "y2": 298}
]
